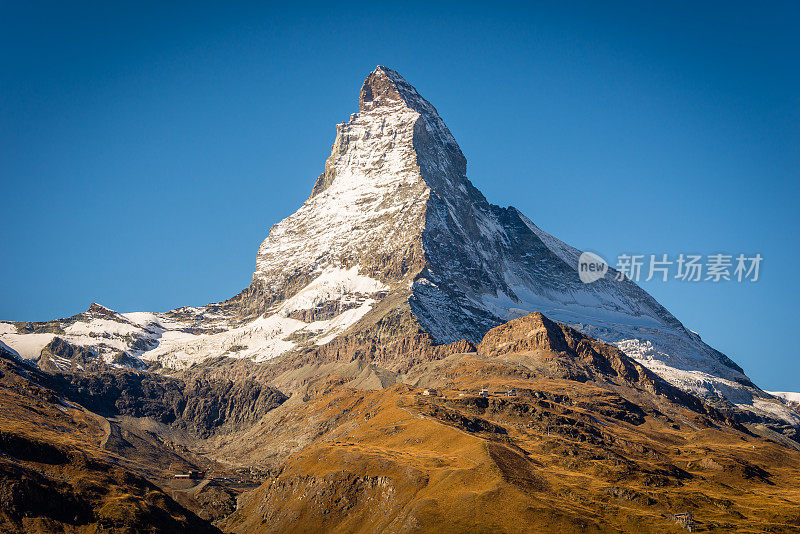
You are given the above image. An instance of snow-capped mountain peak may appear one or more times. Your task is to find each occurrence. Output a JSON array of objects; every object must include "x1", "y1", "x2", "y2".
[{"x1": 1, "y1": 66, "x2": 796, "y2": 428}]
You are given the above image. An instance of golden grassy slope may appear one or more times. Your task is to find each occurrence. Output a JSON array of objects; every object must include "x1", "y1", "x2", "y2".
[
  {"x1": 219, "y1": 378, "x2": 800, "y2": 533},
  {"x1": 218, "y1": 315, "x2": 800, "y2": 533},
  {"x1": 2, "y1": 312, "x2": 799, "y2": 533}
]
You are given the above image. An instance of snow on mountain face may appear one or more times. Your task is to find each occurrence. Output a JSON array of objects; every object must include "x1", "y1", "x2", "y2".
[
  {"x1": 769, "y1": 392, "x2": 800, "y2": 409},
  {"x1": 0, "y1": 267, "x2": 389, "y2": 371},
  {"x1": 773, "y1": 392, "x2": 800, "y2": 402},
  {"x1": 0, "y1": 66, "x2": 794, "y2": 425},
  {"x1": 253, "y1": 67, "x2": 431, "y2": 295},
  {"x1": 369, "y1": 67, "x2": 773, "y2": 415}
]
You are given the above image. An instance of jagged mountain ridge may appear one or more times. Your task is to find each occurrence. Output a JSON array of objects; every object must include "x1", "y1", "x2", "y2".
[{"x1": 0, "y1": 66, "x2": 795, "y2": 426}]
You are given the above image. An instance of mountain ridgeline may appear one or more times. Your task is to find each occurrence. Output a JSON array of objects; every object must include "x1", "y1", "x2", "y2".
[
  {"x1": 1, "y1": 66, "x2": 800, "y2": 533},
  {"x1": 1, "y1": 66, "x2": 794, "y2": 430}
]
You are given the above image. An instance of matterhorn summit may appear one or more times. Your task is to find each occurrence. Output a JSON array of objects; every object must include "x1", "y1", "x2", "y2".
[{"x1": 1, "y1": 66, "x2": 795, "y2": 426}]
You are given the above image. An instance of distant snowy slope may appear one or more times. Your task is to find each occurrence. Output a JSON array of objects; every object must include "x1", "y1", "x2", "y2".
[{"x1": 769, "y1": 392, "x2": 800, "y2": 405}]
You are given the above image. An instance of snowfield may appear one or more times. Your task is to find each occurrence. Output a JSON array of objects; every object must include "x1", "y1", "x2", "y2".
[
  {"x1": 0, "y1": 269, "x2": 388, "y2": 370},
  {"x1": 769, "y1": 391, "x2": 800, "y2": 404}
]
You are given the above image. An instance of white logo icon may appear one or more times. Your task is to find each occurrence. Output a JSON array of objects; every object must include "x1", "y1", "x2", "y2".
[{"x1": 578, "y1": 252, "x2": 608, "y2": 283}]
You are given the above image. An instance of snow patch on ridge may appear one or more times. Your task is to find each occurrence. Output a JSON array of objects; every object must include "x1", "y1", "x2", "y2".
[
  {"x1": 516, "y1": 211, "x2": 582, "y2": 270},
  {"x1": 769, "y1": 391, "x2": 800, "y2": 404},
  {"x1": 0, "y1": 267, "x2": 389, "y2": 370},
  {"x1": 278, "y1": 267, "x2": 387, "y2": 316},
  {"x1": 0, "y1": 333, "x2": 56, "y2": 360},
  {"x1": 65, "y1": 318, "x2": 142, "y2": 337},
  {"x1": 0, "y1": 323, "x2": 17, "y2": 335},
  {"x1": 139, "y1": 314, "x2": 306, "y2": 368}
]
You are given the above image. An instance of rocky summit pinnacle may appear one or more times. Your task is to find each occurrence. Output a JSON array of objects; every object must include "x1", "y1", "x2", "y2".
[
  {"x1": 358, "y1": 66, "x2": 411, "y2": 111},
  {"x1": 1, "y1": 66, "x2": 796, "y2": 428}
]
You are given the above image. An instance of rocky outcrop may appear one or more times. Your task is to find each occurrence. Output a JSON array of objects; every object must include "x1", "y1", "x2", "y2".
[
  {"x1": 37, "y1": 336, "x2": 109, "y2": 373},
  {"x1": 478, "y1": 312, "x2": 659, "y2": 385},
  {"x1": 477, "y1": 312, "x2": 748, "y2": 428},
  {"x1": 299, "y1": 307, "x2": 476, "y2": 373},
  {"x1": 181, "y1": 378, "x2": 288, "y2": 437},
  {"x1": 52, "y1": 370, "x2": 287, "y2": 438}
]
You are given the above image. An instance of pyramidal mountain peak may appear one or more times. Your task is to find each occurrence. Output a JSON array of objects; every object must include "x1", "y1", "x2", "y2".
[
  {"x1": 1, "y1": 66, "x2": 796, "y2": 430},
  {"x1": 358, "y1": 66, "x2": 418, "y2": 110}
]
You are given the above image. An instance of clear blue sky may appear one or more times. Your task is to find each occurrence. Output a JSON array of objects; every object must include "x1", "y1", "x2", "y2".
[{"x1": 1, "y1": 2, "x2": 798, "y2": 390}]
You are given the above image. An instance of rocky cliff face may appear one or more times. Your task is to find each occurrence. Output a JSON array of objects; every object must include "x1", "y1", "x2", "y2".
[
  {"x1": 53, "y1": 369, "x2": 287, "y2": 438},
  {"x1": 0, "y1": 66, "x2": 794, "y2": 427},
  {"x1": 0, "y1": 341, "x2": 287, "y2": 439}
]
